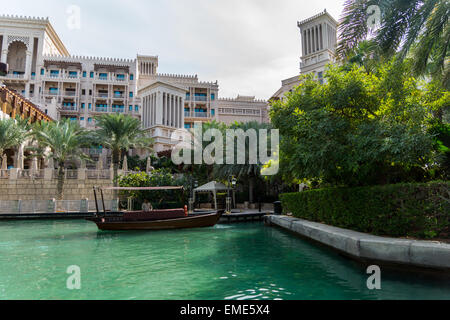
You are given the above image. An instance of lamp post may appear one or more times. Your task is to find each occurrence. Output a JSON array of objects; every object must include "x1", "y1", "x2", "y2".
[
  {"x1": 227, "y1": 176, "x2": 237, "y2": 214},
  {"x1": 189, "y1": 179, "x2": 198, "y2": 214}
]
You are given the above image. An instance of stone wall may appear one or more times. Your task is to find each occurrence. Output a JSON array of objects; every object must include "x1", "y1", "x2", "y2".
[{"x1": 0, "y1": 178, "x2": 114, "y2": 201}]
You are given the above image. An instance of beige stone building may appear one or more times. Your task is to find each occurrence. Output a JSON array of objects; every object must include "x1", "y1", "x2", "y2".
[
  {"x1": 271, "y1": 10, "x2": 338, "y2": 101},
  {"x1": 0, "y1": 14, "x2": 268, "y2": 153},
  {"x1": 216, "y1": 95, "x2": 269, "y2": 125}
]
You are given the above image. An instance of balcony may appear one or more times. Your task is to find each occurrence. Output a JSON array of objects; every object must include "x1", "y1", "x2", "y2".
[
  {"x1": 63, "y1": 91, "x2": 77, "y2": 97},
  {"x1": 44, "y1": 90, "x2": 59, "y2": 96},
  {"x1": 95, "y1": 106, "x2": 109, "y2": 113},
  {"x1": 185, "y1": 111, "x2": 210, "y2": 118},
  {"x1": 111, "y1": 107, "x2": 125, "y2": 113},
  {"x1": 96, "y1": 93, "x2": 109, "y2": 98},
  {"x1": 1, "y1": 73, "x2": 25, "y2": 79},
  {"x1": 186, "y1": 96, "x2": 208, "y2": 102},
  {"x1": 112, "y1": 93, "x2": 125, "y2": 99},
  {"x1": 44, "y1": 74, "x2": 80, "y2": 81},
  {"x1": 61, "y1": 105, "x2": 78, "y2": 112}
]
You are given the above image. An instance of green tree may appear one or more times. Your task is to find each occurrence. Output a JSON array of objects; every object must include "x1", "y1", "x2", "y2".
[
  {"x1": 270, "y1": 63, "x2": 435, "y2": 187},
  {"x1": 338, "y1": 0, "x2": 449, "y2": 87},
  {"x1": 117, "y1": 169, "x2": 187, "y2": 209},
  {"x1": 0, "y1": 116, "x2": 30, "y2": 168},
  {"x1": 33, "y1": 119, "x2": 90, "y2": 199},
  {"x1": 213, "y1": 121, "x2": 273, "y2": 203},
  {"x1": 93, "y1": 114, "x2": 153, "y2": 197}
]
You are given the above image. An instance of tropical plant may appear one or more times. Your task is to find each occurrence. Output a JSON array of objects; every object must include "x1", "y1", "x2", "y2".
[
  {"x1": 213, "y1": 121, "x2": 273, "y2": 203},
  {"x1": 338, "y1": 0, "x2": 449, "y2": 87},
  {"x1": 93, "y1": 114, "x2": 153, "y2": 196},
  {"x1": 32, "y1": 119, "x2": 91, "y2": 199},
  {"x1": 270, "y1": 63, "x2": 436, "y2": 187},
  {"x1": 117, "y1": 169, "x2": 188, "y2": 209},
  {"x1": 0, "y1": 116, "x2": 31, "y2": 168}
]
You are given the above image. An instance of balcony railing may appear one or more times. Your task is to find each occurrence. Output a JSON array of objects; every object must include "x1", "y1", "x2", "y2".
[
  {"x1": 44, "y1": 91, "x2": 59, "y2": 96},
  {"x1": 96, "y1": 93, "x2": 109, "y2": 98},
  {"x1": 61, "y1": 105, "x2": 78, "y2": 111},
  {"x1": 64, "y1": 91, "x2": 77, "y2": 97},
  {"x1": 112, "y1": 94, "x2": 125, "y2": 99},
  {"x1": 3, "y1": 73, "x2": 25, "y2": 79},
  {"x1": 111, "y1": 107, "x2": 125, "y2": 113},
  {"x1": 184, "y1": 112, "x2": 210, "y2": 118},
  {"x1": 186, "y1": 96, "x2": 208, "y2": 102},
  {"x1": 95, "y1": 107, "x2": 109, "y2": 112}
]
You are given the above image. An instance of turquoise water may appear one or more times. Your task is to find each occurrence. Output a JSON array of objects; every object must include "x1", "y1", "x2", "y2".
[{"x1": 0, "y1": 220, "x2": 449, "y2": 300}]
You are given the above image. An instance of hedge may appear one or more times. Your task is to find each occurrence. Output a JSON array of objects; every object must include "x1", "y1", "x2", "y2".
[{"x1": 280, "y1": 182, "x2": 450, "y2": 239}]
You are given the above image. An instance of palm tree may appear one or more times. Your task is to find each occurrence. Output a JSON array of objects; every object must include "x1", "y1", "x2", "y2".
[
  {"x1": 93, "y1": 114, "x2": 153, "y2": 196},
  {"x1": 0, "y1": 116, "x2": 30, "y2": 169},
  {"x1": 338, "y1": 0, "x2": 449, "y2": 87},
  {"x1": 214, "y1": 121, "x2": 272, "y2": 204},
  {"x1": 33, "y1": 119, "x2": 90, "y2": 200}
]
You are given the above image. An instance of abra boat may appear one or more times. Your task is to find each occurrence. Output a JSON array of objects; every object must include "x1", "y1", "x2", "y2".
[{"x1": 86, "y1": 186, "x2": 223, "y2": 231}]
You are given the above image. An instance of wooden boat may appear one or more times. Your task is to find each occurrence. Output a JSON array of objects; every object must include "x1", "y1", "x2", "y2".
[{"x1": 87, "y1": 186, "x2": 223, "y2": 231}]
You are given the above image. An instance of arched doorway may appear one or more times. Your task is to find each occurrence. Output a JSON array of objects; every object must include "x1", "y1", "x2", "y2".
[{"x1": 7, "y1": 41, "x2": 27, "y2": 74}]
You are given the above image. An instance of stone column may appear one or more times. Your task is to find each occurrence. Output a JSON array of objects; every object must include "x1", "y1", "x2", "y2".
[
  {"x1": 0, "y1": 36, "x2": 7, "y2": 63},
  {"x1": 156, "y1": 91, "x2": 163, "y2": 125}
]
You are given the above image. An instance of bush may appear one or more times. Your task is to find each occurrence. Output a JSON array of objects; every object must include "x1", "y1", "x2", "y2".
[
  {"x1": 117, "y1": 169, "x2": 188, "y2": 210},
  {"x1": 280, "y1": 182, "x2": 450, "y2": 239}
]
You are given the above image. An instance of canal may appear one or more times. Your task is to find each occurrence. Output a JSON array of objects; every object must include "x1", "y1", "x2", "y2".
[{"x1": 0, "y1": 220, "x2": 449, "y2": 300}]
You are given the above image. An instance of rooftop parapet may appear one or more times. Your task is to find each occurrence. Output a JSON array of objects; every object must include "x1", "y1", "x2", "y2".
[
  {"x1": 43, "y1": 54, "x2": 135, "y2": 65},
  {"x1": 0, "y1": 14, "x2": 49, "y2": 22},
  {"x1": 218, "y1": 95, "x2": 267, "y2": 103},
  {"x1": 297, "y1": 9, "x2": 338, "y2": 27}
]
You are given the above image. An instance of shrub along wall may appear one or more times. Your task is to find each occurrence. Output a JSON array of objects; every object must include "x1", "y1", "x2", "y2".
[{"x1": 280, "y1": 182, "x2": 450, "y2": 239}]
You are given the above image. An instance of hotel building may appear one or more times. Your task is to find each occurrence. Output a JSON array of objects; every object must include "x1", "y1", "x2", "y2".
[
  {"x1": 0, "y1": 15, "x2": 269, "y2": 153},
  {"x1": 271, "y1": 10, "x2": 338, "y2": 100}
]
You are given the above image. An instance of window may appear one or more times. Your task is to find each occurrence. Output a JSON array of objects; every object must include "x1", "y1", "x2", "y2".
[
  {"x1": 81, "y1": 103, "x2": 85, "y2": 109},
  {"x1": 318, "y1": 72, "x2": 324, "y2": 84},
  {"x1": 80, "y1": 117, "x2": 85, "y2": 121},
  {"x1": 89, "y1": 90, "x2": 92, "y2": 96},
  {"x1": 88, "y1": 103, "x2": 92, "y2": 110},
  {"x1": 130, "y1": 74, "x2": 134, "y2": 81},
  {"x1": 135, "y1": 105, "x2": 139, "y2": 111},
  {"x1": 82, "y1": 89, "x2": 85, "y2": 95},
  {"x1": 40, "y1": 69, "x2": 45, "y2": 75},
  {"x1": 129, "y1": 92, "x2": 133, "y2": 98},
  {"x1": 211, "y1": 93, "x2": 215, "y2": 101},
  {"x1": 83, "y1": 71, "x2": 87, "y2": 77},
  {"x1": 88, "y1": 118, "x2": 92, "y2": 123},
  {"x1": 211, "y1": 109, "x2": 215, "y2": 116},
  {"x1": 129, "y1": 105, "x2": 133, "y2": 111},
  {"x1": 90, "y1": 72, "x2": 94, "y2": 78}
]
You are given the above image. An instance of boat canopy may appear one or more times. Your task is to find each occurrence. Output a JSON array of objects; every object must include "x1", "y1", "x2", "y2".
[{"x1": 101, "y1": 186, "x2": 184, "y2": 191}]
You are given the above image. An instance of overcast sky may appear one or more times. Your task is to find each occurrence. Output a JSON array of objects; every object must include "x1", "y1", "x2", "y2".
[{"x1": 3, "y1": 0, "x2": 345, "y2": 99}]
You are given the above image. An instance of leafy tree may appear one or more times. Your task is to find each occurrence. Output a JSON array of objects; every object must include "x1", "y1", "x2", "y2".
[
  {"x1": 338, "y1": 0, "x2": 449, "y2": 88},
  {"x1": 33, "y1": 119, "x2": 91, "y2": 199},
  {"x1": 270, "y1": 63, "x2": 435, "y2": 187},
  {"x1": 93, "y1": 114, "x2": 153, "y2": 197},
  {"x1": 0, "y1": 117, "x2": 30, "y2": 165},
  {"x1": 213, "y1": 121, "x2": 273, "y2": 203},
  {"x1": 117, "y1": 169, "x2": 187, "y2": 209}
]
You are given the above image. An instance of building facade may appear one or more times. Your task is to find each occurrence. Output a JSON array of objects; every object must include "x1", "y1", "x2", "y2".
[
  {"x1": 271, "y1": 10, "x2": 338, "y2": 101},
  {"x1": 216, "y1": 95, "x2": 269, "y2": 125},
  {"x1": 0, "y1": 14, "x2": 268, "y2": 153}
]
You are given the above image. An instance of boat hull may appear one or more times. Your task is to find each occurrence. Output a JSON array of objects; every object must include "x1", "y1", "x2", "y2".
[{"x1": 87, "y1": 212, "x2": 222, "y2": 231}]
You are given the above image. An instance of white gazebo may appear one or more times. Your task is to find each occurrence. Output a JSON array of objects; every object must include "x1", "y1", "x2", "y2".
[{"x1": 193, "y1": 181, "x2": 229, "y2": 210}]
